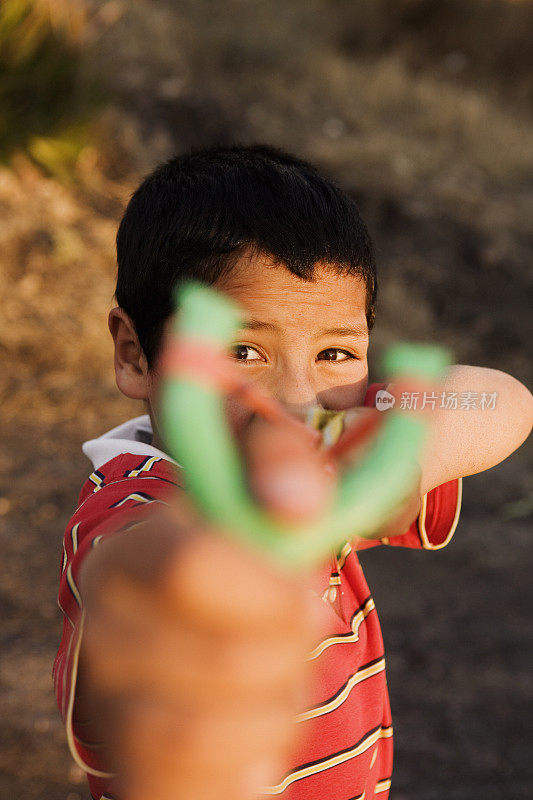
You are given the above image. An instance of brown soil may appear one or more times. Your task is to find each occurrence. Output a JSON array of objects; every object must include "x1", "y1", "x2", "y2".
[{"x1": 1, "y1": 2, "x2": 532, "y2": 798}]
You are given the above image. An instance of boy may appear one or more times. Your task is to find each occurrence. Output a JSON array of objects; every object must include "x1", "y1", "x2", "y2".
[{"x1": 54, "y1": 145, "x2": 532, "y2": 800}]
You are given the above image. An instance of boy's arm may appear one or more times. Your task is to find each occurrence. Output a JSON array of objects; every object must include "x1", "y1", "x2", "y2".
[
  {"x1": 346, "y1": 366, "x2": 531, "y2": 546},
  {"x1": 419, "y1": 366, "x2": 532, "y2": 496},
  {"x1": 73, "y1": 415, "x2": 332, "y2": 800}
]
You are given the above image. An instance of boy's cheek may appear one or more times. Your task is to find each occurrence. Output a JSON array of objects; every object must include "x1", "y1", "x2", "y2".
[{"x1": 317, "y1": 375, "x2": 369, "y2": 411}]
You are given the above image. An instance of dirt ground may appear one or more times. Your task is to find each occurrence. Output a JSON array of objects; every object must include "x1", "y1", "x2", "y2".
[{"x1": 1, "y1": 2, "x2": 532, "y2": 798}]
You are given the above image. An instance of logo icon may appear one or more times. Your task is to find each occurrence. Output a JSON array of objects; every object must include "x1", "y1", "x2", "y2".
[{"x1": 375, "y1": 389, "x2": 395, "y2": 412}]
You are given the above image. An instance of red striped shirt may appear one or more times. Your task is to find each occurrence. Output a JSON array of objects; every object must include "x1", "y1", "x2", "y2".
[{"x1": 54, "y1": 387, "x2": 461, "y2": 800}]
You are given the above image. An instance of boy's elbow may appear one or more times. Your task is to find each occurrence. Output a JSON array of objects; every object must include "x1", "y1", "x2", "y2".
[
  {"x1": 507, "y1": 373, "x2": 533, "y2": 451},
  {"x1": 476, "y1": 369, "x2": 532, "y2": 470}
]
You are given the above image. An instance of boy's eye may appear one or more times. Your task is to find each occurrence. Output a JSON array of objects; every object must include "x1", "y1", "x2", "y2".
[
  {"x1": 230, "y1": 344, "x2": 263, "y2": 362},
  {"x1": 317, "y1": 348, "x2": 354, "y2": 362}
]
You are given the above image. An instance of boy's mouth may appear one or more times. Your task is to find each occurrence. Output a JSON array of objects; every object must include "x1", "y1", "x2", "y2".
[{"x1": 306, "y1": 407, "x2": 347, "y2": 448}]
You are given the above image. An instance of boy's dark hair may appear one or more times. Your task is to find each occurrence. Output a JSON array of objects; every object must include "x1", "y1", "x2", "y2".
[{"x1": 115, "y1": 144, "x2": 377, "y2": 368}]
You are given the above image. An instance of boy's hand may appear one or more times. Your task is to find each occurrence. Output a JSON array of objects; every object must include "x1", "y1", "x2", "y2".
[
  {"x1": 371, "y1": 471, "x2": 422, "y2": 541},
  {"x1": 335, "y1": 407, "x2": 422, "y2": 544},
  {"x1": 78, "y1": 415, "x2": 333, "y2": 800}
]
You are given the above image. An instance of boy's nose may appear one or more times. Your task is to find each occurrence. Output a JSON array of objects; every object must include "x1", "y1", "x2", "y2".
[
  {"x1": 271, "y1": 379, "x2": 322, "y2": 421},
  {"x1": 277, "y1": 400, "x2": 320, "y2": 423}
]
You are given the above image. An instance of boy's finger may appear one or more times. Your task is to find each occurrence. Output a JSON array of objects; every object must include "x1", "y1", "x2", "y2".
[{"x1": 242, "y1": 415, "x2": 335, "y2": 524}]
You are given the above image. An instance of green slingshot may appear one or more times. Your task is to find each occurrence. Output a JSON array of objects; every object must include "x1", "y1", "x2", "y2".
[{"x1": 160, "y1": 282, "x2": 450, "y2": 570}]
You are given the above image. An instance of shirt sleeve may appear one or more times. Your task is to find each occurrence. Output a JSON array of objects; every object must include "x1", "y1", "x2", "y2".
[
  {"x1": 380, "y1": 477, "x2": 462, "y2": 550},
  {"x1": 53, "y1": 456, "x2": 180, "y2": 784}
]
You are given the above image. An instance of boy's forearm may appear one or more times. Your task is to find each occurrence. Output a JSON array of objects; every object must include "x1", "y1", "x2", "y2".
[{"x1": 419, "y1": 365, "x2": 533, "y2": 495}]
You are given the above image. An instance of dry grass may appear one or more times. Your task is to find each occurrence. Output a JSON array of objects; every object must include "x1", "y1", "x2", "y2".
[{"x1": 0, "y1": 153, "x2": 139, "y2": 436}]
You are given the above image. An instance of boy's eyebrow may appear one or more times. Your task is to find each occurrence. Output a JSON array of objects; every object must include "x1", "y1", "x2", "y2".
[
  {"x1": 239, "y1": 319, "x2": 280, "y2": 333},
  {"x1": 239, "y1": 319, "x2": 368, "y2": 338},
  {"x1": 319, "y1": 325, "x2": 369, "y2": 339}
]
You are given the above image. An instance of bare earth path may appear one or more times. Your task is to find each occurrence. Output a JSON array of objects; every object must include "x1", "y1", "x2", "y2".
[{"x1": 1, "y1": 2, "x2": 532, "y2": 796}]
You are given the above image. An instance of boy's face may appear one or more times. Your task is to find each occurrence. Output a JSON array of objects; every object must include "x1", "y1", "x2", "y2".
[
  {"x1": 214, "y1": 250, "x2": 370, "y2": 432},
  {"x1": 113, "y1": 248, "x2": 370, "y2": 449}
]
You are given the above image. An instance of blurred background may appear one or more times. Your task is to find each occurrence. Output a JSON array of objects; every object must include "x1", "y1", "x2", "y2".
[{"x1": 0, "y1": 1, "x2": 532, "y2": 798}]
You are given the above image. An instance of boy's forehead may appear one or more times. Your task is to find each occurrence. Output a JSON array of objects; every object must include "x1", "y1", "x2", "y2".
[{"x1": 216, "y1": 250, "x2": 369, "y2": 330}]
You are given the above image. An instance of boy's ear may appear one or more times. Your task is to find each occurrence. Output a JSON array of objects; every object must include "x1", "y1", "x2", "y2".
[{"x1": 108, "y1": 307, "x2": 150, "y2": 400}]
